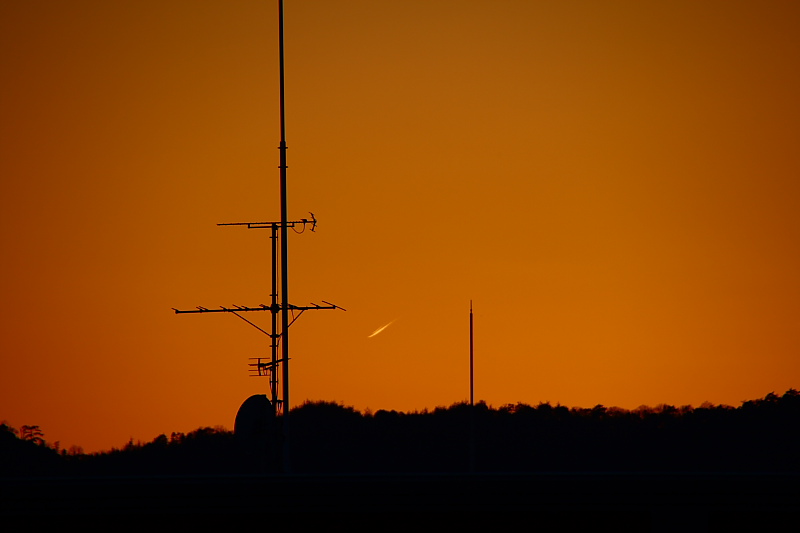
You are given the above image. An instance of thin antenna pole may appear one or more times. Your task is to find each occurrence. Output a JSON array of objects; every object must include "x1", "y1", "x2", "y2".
[
  {"x1": 270, "y1": 224, "x2": 278, "y2": 407},
  {"x1": 277, "y1": 0, "x2": 290, "y2": 472},
  {"x1": 469, "y1": 300, "x2": 476, "y2": 471},
  {"x1": 470, "y1": 300, "x2": 474, "y2": 406}
]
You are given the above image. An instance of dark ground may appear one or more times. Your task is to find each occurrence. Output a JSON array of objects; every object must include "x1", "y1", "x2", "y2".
[
  {"x1": 4, "y1": 394, "x2": 799, "y2": 527},
  {"x1": 2, "y1": 472, "x2": 798, "y2": 529}
]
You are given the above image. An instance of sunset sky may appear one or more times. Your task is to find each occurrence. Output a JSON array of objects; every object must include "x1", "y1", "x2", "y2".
[{"x1": 2, "y1": 0, "x2": 800, "y2": 453}]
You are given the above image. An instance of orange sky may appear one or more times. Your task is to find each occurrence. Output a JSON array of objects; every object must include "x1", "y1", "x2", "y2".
[{"x1": 2, "y1": 0, "x2": 800, "y2": 453}]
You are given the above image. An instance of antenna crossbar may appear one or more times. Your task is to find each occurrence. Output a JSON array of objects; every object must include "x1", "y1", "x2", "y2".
[
  {"x1": 218, "y1": 212, "x2": 316, "y2": 231},
  {"x1": 172, "y1": 302, "x2": 345, "y2": 314}
]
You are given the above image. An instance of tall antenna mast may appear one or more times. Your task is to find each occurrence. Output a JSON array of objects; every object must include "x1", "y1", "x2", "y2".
[
  {"x1": 173, "y1": 0, "x2": 344, "y2": 472},
  {"x1": 278, "y1": 0, "x2": 290, "y2": 421},
  {"x1": 277, "y1": 0, "x2": 291, "y2": 469}
]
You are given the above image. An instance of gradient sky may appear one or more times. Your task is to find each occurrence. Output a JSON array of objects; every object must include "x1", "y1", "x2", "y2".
[{"x1": 2, "y1": 0, "x2": 800, "y2": 453}]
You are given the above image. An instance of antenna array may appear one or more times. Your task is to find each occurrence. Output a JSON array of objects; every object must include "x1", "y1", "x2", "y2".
[{"x1": 173, "y1": 0, "x2": 343, "y2": 471}]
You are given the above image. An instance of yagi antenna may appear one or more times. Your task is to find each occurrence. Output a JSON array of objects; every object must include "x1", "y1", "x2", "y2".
[{"x1": 174, "y1": 217, "x2": 344, "y2": 418}]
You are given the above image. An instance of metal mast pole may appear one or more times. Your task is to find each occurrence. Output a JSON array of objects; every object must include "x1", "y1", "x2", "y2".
[
  {"x1": 470, "y1": 300, "x2": 474, "y2": 406},
  {"x1": 270, "y1": 224, "x2": 279, "y2": 407},
  {"x1": 277, "y1": 0, "x2": 291, "y2": 470},
  {"x1": 469, "y1": 300, "x2": 476, "y2": 472}
]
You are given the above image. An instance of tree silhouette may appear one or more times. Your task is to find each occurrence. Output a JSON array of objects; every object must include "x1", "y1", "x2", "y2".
[{"x1": 20, "y1": 425, "x2": 45, "y2": 446}]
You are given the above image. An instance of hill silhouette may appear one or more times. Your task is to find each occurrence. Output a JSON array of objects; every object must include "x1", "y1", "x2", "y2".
[{"x1": 3, "y1": 389, "x2": 799, "y2": 477}]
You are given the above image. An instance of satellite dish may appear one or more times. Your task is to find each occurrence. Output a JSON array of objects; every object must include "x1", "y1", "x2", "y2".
[{"x1": 234, "y1": 395, "x2": 275, "y2": 464}]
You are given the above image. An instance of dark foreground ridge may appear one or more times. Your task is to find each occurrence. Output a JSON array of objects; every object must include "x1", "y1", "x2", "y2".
[{"x1": 3, "y1": 390, "x2": 800, "y2": 521}]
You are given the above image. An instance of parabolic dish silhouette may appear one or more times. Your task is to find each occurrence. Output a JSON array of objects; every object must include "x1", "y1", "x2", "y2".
[{"x1": 234, "y1": 394, "x2": 275, "y2": 452}]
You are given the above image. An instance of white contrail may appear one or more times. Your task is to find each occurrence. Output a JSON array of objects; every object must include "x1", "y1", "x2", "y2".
[{"x1": 368, "y1": 319, "x2": 396, "y2": 338}]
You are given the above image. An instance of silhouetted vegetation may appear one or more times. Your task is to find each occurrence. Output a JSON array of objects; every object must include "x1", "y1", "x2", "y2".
[
  {"x1": 0, "y1": 423, "x2": 66, "y2": 477},
  {"x1": 3, "y1": 389, "x2": 799, "y2": 477}
]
